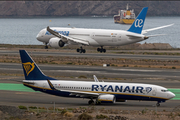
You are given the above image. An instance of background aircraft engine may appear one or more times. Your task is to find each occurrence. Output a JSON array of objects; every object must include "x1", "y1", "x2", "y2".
[
  {"x1": 98, "y1": 94, "x2": 116, "y2": 103},
  {"x1": 49, "y1": 37, "x2": 65, "y2": 48}
]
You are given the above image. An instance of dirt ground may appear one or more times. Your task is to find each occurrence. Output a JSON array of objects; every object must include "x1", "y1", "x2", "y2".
[{"x1": 0, "y1": 105, "x2": 180, "y2": 120}]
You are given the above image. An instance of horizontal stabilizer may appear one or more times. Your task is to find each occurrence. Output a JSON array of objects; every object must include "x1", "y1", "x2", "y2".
[
  {"x1": 147, "y1": 34, "x2": 166, "y2": 37},
  {"x1": 142, "y1": 24, "x2": 174, "y2": 34},
  {"x1": 126, "y1": 35, "x2": 143, "y2": 39}
]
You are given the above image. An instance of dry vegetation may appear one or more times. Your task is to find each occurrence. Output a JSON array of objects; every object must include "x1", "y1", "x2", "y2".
[
  {"x1": 1, "y1": 105, "x2": 180, "y2": 120},
  {"x1": 0, "y1": 52, "x2": 180, "y2": 69}
]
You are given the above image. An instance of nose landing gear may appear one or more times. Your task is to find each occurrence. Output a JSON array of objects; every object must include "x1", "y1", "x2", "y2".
[
  {"x1": 156, "y1": 102, "x2": 160, "y2": 107},
  {"x1": 77, "y1": 47, "x2": 86, "y2": 53},
  {"x1": 97, "y1": 46, "x2": 106, "y2": 53},
  {"x1": 156, "y1": 101, "x2": 162, "y2": 107},
  {"x1": 88, "y1": 99, "x2": 95, "y2": 105}
]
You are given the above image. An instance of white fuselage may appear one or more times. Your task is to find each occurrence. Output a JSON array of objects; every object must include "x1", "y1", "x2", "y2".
[
  {"x1": 36, "y1": 27, "x2": 145, "y2": 46},
  {"x1": 23, "y1": 80, "x2": 175, "y2": 102}
]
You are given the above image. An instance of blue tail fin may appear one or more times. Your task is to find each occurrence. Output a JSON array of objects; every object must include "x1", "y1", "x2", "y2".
[
  {"x1": 19, "y1": 50, "x2": 55, "y2": 80},
  {"x1": 127, "y1": 7, "x2": 148, "y2": 34}
]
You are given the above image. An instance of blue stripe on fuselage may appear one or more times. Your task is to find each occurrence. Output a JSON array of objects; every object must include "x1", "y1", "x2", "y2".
[{"x1": 45, "y1": 30, "x2": 69, "y2": 36}]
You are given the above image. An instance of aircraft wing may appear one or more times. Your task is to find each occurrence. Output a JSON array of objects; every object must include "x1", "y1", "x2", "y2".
[
  {"x1": 47, "y1": 26, "x2": 89, "y2": 45},
  {"x1": 61, "y1": 89, "x2": 100, "y2": 97},
  {"x1": 47, "y1": 80, "x2": 100, "y2": 98},
  {"x1": 142, "y1": 24, "x2": 174, "y2": 34}
]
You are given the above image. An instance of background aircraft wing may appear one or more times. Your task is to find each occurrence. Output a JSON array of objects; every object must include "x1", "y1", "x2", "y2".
[
  {"x1": 142, "y1": 24, "x2": 174, "y2": 34},
  {"x1": 47, "y1": 26, "x2": 89, "y2": 45}
]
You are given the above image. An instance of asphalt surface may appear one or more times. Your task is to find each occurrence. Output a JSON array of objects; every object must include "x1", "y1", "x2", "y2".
[
  {"x1": 0, "y1": 50, "x2": 180, "y2": 111},
  {"x1": 0, "y1": 90, "x2": 178, "y2": 111},
  {"x1": 1, "y1": 50, "x2": 180, "y2": 60},
  {"x1": 0, "y1": 63, "x2": 180, "y2": 88}
]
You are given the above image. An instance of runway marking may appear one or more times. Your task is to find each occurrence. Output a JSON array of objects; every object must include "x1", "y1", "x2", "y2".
[
  {"x1": 168, "y1": 88, "x2": 180, "y2": 100},
  {"x1": 0, "y1": 83, "x2": 37, "y2": 92},
  {"x1": 0, "y1": 83, "x2": 179, "y2": 100}
]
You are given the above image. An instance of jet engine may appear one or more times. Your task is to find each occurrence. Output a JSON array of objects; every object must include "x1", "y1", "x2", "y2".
[
  {"x1": 97, "y1": 94, "x2": 116, "y2": 103},
  {"x1": 49, "y1": 37, "x2": 65, "y2": 48}
]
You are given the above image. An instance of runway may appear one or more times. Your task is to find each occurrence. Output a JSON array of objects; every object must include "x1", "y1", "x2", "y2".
[
  {"x1": 0, "y1": 90, "x2": 178, "y2": 111},
  {"x1": 0, "y1": 50, "x2": 180, "y2": 111},
  {"x1": 0, "y1": 62, "x2": 180, "y2": 88},
  {"x1": 1, "y1": 50, "x2": 180, "y2": 60}
]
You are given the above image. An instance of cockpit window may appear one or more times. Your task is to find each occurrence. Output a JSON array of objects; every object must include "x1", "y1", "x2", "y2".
[{"x1": 161, "y1": 90, "x2": 168, "y2": 92}]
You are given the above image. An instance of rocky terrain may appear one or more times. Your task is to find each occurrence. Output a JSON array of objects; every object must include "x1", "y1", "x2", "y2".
[{"x1": 0, "y1": 1, "x2": 180, "y2": 17}]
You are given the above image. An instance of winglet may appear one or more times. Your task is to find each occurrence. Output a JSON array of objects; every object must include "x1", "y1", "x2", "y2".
[
  {"x1": 128, "y1": 7, "x2": 148, "y2": 34},
  {"x1": 47, "y1": 80, "x2": 57, "y2": 91},
  {"x1": 93, "y1": 75, "x2": 99, "y2": 82}
]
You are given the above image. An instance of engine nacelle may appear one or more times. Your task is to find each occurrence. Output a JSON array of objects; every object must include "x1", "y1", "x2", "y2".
[
  {"x1": 49, "y1": 37, "x2": 65, "y2": 48},
  {"x1": 97, "y1": 94, "x2": 116, "y2": 103}
]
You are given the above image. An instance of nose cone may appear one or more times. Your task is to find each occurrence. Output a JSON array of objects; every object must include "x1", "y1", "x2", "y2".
[
  {"x1": 168, "y1": 92, "x2": 175, "y2": 99},
  {"x1": 36, "y1": 29, "x2": 45, "y2": 42},
  {"x1": 36, "y1": 33, "x2": 41, "y2": 41}
]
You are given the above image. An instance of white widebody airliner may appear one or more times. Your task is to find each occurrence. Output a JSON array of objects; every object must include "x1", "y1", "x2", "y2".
[
  {"x1": 36, "y1": 7, "x2": 173, "y2": 53},
  {"x1": 20, "y1": 50, "x2": 175, "y2": 106}
]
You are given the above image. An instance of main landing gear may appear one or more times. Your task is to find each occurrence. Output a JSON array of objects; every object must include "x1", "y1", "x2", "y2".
[
  {"x1": 88, "y1": 99, "x2": 94, "y2": 105},
  {"x1": 77, "y1": 47, "x2": 86, "y2": 53},
  {"x1": 97, "y1": 46, "x2": 106, "y2": 53},
  {"x1": 44, "y1": 43, "x2": 48, "y2": 49},
  {"x1": 88, "y1": 99, "x2": 101, "y2": 105}
]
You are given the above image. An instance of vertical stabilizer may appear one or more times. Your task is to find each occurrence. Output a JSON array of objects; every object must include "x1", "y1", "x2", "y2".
[
  {"x1": 127, "y1": 7, "x2": 148, "y2": 34},
  {"x1": 19, "y1": 50, "x2": 55, "y2": 80}
]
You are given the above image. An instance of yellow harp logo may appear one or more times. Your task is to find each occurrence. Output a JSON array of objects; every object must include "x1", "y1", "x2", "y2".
[{"x1": 22, "y1": 62, "x2": 35, "y2": 76}]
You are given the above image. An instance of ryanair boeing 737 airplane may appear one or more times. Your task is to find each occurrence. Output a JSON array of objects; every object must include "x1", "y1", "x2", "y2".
[
  {"x1": 20, "y1": 50, "x2": 175, "y2": 106},
  {"x1": 36, "y1": 7, "x2": 173, "y2": 53}
]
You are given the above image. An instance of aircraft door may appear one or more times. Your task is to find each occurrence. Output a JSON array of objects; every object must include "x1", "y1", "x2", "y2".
[
  {"x1": 117, "y1": 34, "x2": 121, "y2": 42},
  {"x1": 91, "y1": 32, "x2": 95, "y2": 39},
  {"x1": 111, "y1": 33, "x2": 117, "y2": 42},
  {"x1": 152, "y1": 87, "x2": 157, "y2": 96}
]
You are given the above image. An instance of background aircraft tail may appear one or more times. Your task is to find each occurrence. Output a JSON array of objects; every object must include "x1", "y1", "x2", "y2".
[
  {"x1": 127, "y1": 7, "x2": 148, "y2": 34},
  {"x1": 19, "y1": 50, "x2": 55, "y2": 80}
]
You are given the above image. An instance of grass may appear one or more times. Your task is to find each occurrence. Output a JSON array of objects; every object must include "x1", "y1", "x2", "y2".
[
  {"x1": 96, "y1": 114, "x2": 108, "y2": 119},
  {"x1": 18, "y1": 105, "x2": 27, "y2": 110},
  {"x1": 78, "y1": 75, "x2": 87, "y2": 79}
]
